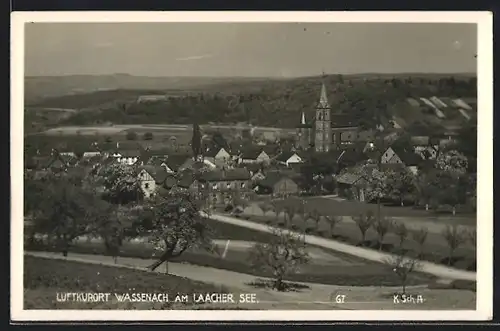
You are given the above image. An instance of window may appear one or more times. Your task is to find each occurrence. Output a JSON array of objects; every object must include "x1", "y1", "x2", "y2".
[
  {"x1": 212, "y1": 184, "x2": 218, "y2": 190},
  {"x1": 145, "y1": 183, "x2": 149, "y2": 189},
  {"x1": 241, "y1": 182, "x2": 246, "y2": 188}
]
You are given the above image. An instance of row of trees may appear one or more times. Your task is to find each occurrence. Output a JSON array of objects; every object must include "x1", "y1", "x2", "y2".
[{"x1": 256, "y1": 198, "x2": 475, "y2": 265}]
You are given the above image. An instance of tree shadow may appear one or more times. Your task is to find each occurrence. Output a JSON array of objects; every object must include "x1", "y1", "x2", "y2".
[{"x1": 245, "y1": 278, "x2": 311, "y2": 293}]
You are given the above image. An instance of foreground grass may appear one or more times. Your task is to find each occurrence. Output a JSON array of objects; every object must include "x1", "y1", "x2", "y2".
[{"x1": 24, "y1": 255, "x2": 228, "y2": 310}]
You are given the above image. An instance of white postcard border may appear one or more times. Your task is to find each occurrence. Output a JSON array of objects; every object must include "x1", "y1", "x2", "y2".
[{"x1": 10, "y1": 11, "x2": 493, "y2": 322}]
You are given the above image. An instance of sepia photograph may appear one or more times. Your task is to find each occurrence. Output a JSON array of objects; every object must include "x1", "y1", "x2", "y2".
[{"x1": 11, "y1": 11, "x2": 492, "y2": 322}]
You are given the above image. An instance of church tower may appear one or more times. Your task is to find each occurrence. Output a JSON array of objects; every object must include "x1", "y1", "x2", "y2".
[{"x1": 314, "y1": 81, "x2": 332, "y2": 152}]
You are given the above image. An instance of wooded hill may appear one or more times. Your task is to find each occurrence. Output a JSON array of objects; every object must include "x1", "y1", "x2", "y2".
[{"x1": 26, "y1": 73, "x2": 477, "y2": 132}]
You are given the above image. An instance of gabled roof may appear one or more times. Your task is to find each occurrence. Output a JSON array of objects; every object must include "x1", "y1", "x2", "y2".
[
  {"x1": 240, "y1": 147, "x2": 266, "y2": 160},
  {"x1": 203, "y1": 146, "x2": 227, "y2": 158},
  {"x1": 198, "y1": 168, "x2": 251, "y2": 182},
  {"x1": 257, "y1": 171, "x2": 293, "y2": 189},
  {"x1": 119, "y1": 150, "x2": 141, "y2": 158},
  {"x1": 335, "y1": 172, "x2": 365, "y2": 185},
  {"x1": 138, "y1": 165, "x2": 169, "y2": 184},
  {"x1": 330, "y1": 114, "x2": 359, "y2": 128},
  {"x1": 275, "y1": 150, "x2": 303, "y2": 163},
  {"x1": 164, "y1": 155, "x2": 189, "y2": 171},
  {"x1": 391, "y1": 146, "x2": 422, "y2": 166},
  {"x1": 177, "y1": 172, "x2": 195, "y2": 188}
]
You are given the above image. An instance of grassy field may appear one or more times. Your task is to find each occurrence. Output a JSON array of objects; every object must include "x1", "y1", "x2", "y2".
[
  {"x1": 234, "y1": 203, "x2": 476, "y2": 272},
  {"x1": 27, "y1": 235, "x2": 435, "y2": 288},
  {"x1": 276, "y1": 196, "x2": 477, "y2": 221},
  {"x1": 24, "y1": 255, "x2": 228, "y2": 309}
]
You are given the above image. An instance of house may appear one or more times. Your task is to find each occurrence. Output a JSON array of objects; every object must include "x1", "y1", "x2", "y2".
[
  {"x1": 162, "y1": 155, "x2": 191, "y2": 173},
  {"x1": 197, "y1": 168, "x2": 252, "y2": 205},
  {"x1": 114, "y1": 150, "x2": 141, "y2": 165},
  {"x1": 238, "y1": 148, "x2": 270, "y2": 165},
  {"x1": 334, "y1": 170, "x2": 369, "y2": 202},
  {"x1": 336, "y1": 148, "x2": 367, "y2": 168},
  {"x1": 253, "y1": 172, "x2": 299, "y2": 197},
  {"x1": 179, "y1": 157, "x2": 216, "y2": 172},
  {"x1": 203, "y1": 147, "x2": 231, "y2": 167},
  {"x1": 380, "y1": 146, "x2": 422, "y2": 175},
  {"x1": 241, "y1": 163, "x2": 266, "y2": 181},
  {"x1": 82, "y1": 151, "x2": 101, "y2": 158},
  {"x1": 410, "y1": 136, "x2": 439, "y2": 160},
  {"x1": 137, "y1": 166, "x2": 169, "y2": 199},
  {"x1": 275, "y1": 151, "x2": 303, "y2": 167}
]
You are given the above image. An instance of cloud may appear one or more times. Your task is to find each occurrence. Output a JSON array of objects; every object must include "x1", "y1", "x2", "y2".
[{"x1": 175, "y1": 54, "x2": 214, "y2": 61}]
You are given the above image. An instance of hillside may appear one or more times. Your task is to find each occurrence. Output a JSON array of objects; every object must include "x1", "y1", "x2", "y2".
[
  {"x1": 24, "y1": 74, "x2": 273, "y2": 104},
  {"x1": 26, "y1": 73, "x2": 477, "y2": 132}
]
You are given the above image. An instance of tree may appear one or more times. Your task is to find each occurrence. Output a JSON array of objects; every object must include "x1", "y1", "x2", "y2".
[
  {"x1": 191, "y1": 122, "x2": 202, "y2": 160},
  {"x1": 34, "y1": 179, "x2": 106, "y2": 256},
  {"x1": 259, "y1": 202, "x2": 273, "y2": 217},
  {"x1": 99, "y1": 163, "x2": 143, "y2": 205},
  {"x1": 283, "y1": 205, "x2": 297, "y2": 227},
  {"x1": 411, "y1": 227, "x2": 428, "y2": 257},
  {"x1": 384, "y1": 251, "x2": 421, "y2": 295},
  {"x1": 431, "y1": 170, "x2": 467, "y2": 216},
  {"x1": 143, "y1": 132, "x2": 154, "y2": 141},
  {"x1": 97, "y1": 204, "x2": 131, "y2": 263},
  {"x1": 415, "y1": 171, "x2": 439, "y2": 211},
  {"x1": 352, "y1": 211, "x2": 375, "y2": 244},
  {"x1": 466, "y1": 228, "x2": 476, "y2": 248},
  {"x1": 373, "y1": 217, "x2": 394, "y2": 250},
  {"x1": 435, "y1": 150, "x2": 468, "y2": 175},
  {"x1": 309, "y1": 210, "x2": 322, "y2": 231},
  {"x1": 248, "y1": 225, "x2": 310, "y2": 291},
  {"x1": 441, "y1": 224, "x2": 467, "y2": 266},
  {"x1": 323, "y1": 215, "x2": 342, "y2": 237},
  {"x1": 387, "y1": 169, "x2": 416, "y2": 206},
  {"x1": 271, "y1": 200, "x2": 284, "y2": 224},
  {"x1": 145, "y1": 191, "x2": 216, "y2": 273},
  {"x1": 126, "y1": 131, "x2": 138, "y2": 141},
  {"x1": 393, "y1": 222, "x2": 409, "y2": 248},
  {"x1": 363, "y1": 167, "x2": 390, "y2": 221}
]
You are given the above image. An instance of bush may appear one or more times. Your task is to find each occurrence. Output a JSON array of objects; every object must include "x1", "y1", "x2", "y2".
[
  {"x1": 126, "y1": 131, "x2": 138, "y2": 141},
  {"x1": 143, "y1": 132, "x2": 154, "y2": 140}
]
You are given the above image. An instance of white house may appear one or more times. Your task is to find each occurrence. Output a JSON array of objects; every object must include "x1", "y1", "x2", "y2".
[
  {"x1": 82, "y1": 151, "x2": 101, "y2": 158},
  {"x1": 239, "y1": 149, "x2": 270, "y2": 164},
  {"x1": 275, "y1": 151, "x2": 303, "y2": 167},
  {"x1": 115, "y1": 150, "x2": 140, "y2": 165},
  {"x1": 204, "y1": 147, "x2": 231, "y2": 167}
]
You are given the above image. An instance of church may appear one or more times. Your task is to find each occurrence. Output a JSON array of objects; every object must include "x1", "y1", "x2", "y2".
[{"x1": 295, "y1": 81, "x2": 373, "y2": 152}]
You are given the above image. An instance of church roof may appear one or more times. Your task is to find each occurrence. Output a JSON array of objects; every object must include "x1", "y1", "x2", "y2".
[{"x1": 316, "y1": 83, "x2": 331, "y2": 109}]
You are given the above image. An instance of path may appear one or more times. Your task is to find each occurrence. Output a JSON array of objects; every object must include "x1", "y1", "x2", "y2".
[
  {"x1": 25, "y1": 251, "x2": 475, "y2": 310},
  {"x1": 243, "y1": 203, "x2": 475, "y2": 234},
  {"x1": 203, "y1": 212, "x2": 476, "y2": 282}
]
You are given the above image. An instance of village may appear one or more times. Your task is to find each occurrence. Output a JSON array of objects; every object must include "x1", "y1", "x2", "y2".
[{"x1": 25, "y1": 81, "x2": 477, "y2": 215}]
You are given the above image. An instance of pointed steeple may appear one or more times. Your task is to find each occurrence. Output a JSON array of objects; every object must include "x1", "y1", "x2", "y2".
[
  {"x1": 301, "y1": 112, "x2": 306, "y2": 125},
  {"x1": 317, "y1": 82, "x2": 330, "y2": 109},
  {"x1": 317, "y1": 71, "x2": 330, "y2": 109}
]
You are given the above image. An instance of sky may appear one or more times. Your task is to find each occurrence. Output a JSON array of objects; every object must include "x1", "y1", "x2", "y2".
[{"x1": 24, "y1": 22, "x2": 477, "y2": 77}]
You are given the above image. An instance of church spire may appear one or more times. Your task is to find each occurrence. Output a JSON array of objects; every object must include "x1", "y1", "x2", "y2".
[{"x1": 317, "y1": 82, "x2": 330, "y2": 109}]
